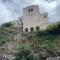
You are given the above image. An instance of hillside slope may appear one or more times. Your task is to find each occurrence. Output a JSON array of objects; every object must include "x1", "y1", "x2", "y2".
[{"x1": 0, "y1": 22, "x2": 60, "y2": 60}]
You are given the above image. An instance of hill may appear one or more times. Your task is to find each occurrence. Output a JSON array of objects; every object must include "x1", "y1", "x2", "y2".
[
  {"x1": 13, "y1": 21, "x2": 60, "y2": 60},
  {"x1": 0, "y1": 21, "x2": 60, "y2": 60}
]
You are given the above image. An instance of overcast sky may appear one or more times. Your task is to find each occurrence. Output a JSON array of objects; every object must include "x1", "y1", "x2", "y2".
[{"x1": 0, "y1": 0, "x2": 60, "y2": 24}]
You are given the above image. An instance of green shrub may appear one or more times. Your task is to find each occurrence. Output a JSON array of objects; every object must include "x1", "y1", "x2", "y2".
[
  {"x1": 0, "y1": 35, "x2": 9, "y2": 46},
  {"x1": 47, "y1": 24, "x2": 56, "y2": 30},
  {"x1": 14, "y1": 45, "x2": 35, "y2": 60}
]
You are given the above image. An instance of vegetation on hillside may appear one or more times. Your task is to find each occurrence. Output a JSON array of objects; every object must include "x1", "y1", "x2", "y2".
[
  {"x1": 0, "y1": 21, "x2": 60, "y2": 60},
  {"x1": 1, "y1": 22, "x2": 13, "y2": 27},
  {"x1": 0, "y1": 22, "x2": 13, "y2": 46},
  {"x1": 14, "y1": 45, "x2": 36, "y2": 60},
  {"x1": 14, "y1": 22, "x2": 60, "y2": 60}
]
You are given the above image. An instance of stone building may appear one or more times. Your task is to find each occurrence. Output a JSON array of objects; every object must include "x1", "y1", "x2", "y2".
[{"x1": 12, "y1": 5, "x2": 49, "y2": 32}]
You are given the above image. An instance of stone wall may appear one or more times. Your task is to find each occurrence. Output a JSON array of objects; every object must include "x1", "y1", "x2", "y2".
[{"x1": 10, "y1": 27, "x2": 23, "y2": 40}]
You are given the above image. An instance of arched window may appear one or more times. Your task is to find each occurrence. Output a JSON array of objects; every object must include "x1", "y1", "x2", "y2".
[
  {"x1": 28, "y1": 8, "x2": 33, "y2": 13},
  {"x1": 36, "y1": 26, "x2": 40, "y2": 31},
  {"x1": 30, "y1": 27, "x2": 34, "y2": 32},
  {"x1": 25, "y1": 28, "x2": 28, "y2": 32},
  {"x1": 28, "y1": 9, "x2": 30, "y2": 13}
]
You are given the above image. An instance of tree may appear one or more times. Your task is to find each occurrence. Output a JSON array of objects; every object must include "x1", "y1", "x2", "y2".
[
  {"x1": 1, "y1": 22, "x2": 13, "y2": 27},
  {"x1": 47, "y1": 24, "x2": 56, "y2": 30}
]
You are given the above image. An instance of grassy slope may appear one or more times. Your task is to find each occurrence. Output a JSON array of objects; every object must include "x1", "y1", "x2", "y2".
[
  {"x1": 0, "y1": 22, "x2": 60, "y2": 57},
  {"x1": 0, "y1": 27, "x2": 10, "y2": 46},
  {"x1": 22, "y1": 22, "x2": 60, "y2": 56},
  {"x1": 22, "y1": 32, "x2": 60, "y2": 57}
]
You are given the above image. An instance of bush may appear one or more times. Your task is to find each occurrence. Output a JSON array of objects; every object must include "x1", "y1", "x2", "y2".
[
  {"x1": 47, "y1": 24, "x2": 56, "y2": 30},
  {"x1": 47, "y1": 22, "x2": 60, "y2": 34},
  {"x1": 0, "y1": 35, "x2": 9, "y2": 46},
  {"x1": 14, "y1": 45, "x2": 35, "y2": 60}
]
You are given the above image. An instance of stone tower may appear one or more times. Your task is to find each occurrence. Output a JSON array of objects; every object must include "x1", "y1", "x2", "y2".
[{"x1": 23, "y1": 5, "x2": 48, "y2": 32}]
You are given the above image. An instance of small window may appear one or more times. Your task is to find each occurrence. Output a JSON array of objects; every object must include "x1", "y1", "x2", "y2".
[
  {"x1": 30, "y1": 27, "x2": 34, "y2": 32},
  {"x1": 25, "y1": 28, "x2": 28, "y2": 32},
  {"x1": 22, "y1": 26, "x2": 23, "y2": 29},
  {"x1": 44, "y1": 15, "x2": 46, "y2": 18},
  {"x1": 36, "y1": 26, "x2": 40, "y2": 31},
  {"x1": 21, "y1": 22, "x2": 23, "y2": 25},
  {"x1": 31, "y1": 8, "x2": 33, "y2": 12},
  {"x1": 28, "y1": 9, "x2": 30, "y2": 13}
]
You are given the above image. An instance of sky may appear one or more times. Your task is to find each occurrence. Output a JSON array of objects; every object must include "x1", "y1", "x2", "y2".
[{"x1": 0, "y1": 0, "x2": 60, "y2": 24}]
